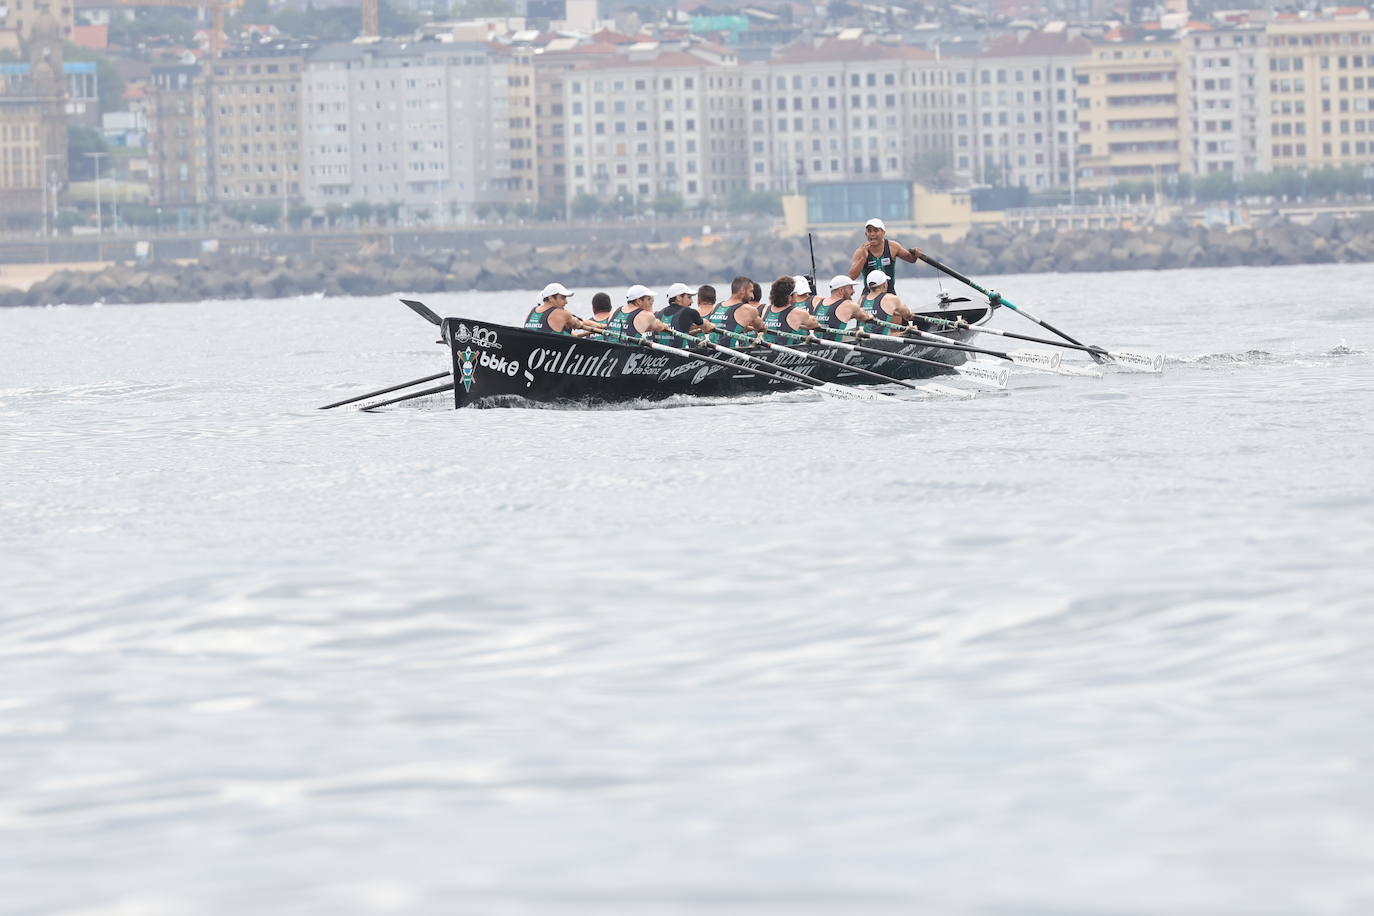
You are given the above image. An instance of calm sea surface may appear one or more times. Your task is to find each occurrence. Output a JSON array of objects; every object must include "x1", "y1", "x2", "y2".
[{"x1": 2, "y1": 263, "x2": 1373, "y2": 915}]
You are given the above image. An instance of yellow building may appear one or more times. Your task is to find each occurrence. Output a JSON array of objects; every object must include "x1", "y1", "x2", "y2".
[
  {"x1": 1075, "y1": 31, "x2": 1189, "y2": 190},
  {"x1": 506, "y1": 48, "x2": 537, "y2": 209},
  {"x1": 0, "y1": 5, "x2": 66, "y2": 231},
  {"x1": 1265, "y1": 11, "x2": 1374, "y2": 170}
]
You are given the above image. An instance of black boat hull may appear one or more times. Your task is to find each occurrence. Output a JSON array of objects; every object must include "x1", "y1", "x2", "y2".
[{"x1": 442, "y1": 305, "x2": 991, "y2": 408}]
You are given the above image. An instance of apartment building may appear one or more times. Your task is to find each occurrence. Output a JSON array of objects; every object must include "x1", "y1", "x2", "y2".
[
  {"x1": 207, "y1": 44, "x2": 305, "y2": 205},
  {"x1": 561, "y1": 43, "x2": 748, "y2": 208},
  {"x1": 948, "y1": 30, "x2": 1089, "y2": 189},
  {"x1": 1075, "y1": 31, "x2": 1189, "y2": 190},
  {"x1": 1185, "y1": 23, "x2": 1268, "y2": 177},
  {"x1": 744, "y1": 34, "x2": 944, "y2": 193},
  {"x1": 301, "y1": 40, "x2": 515, "y2": 221},
  {"x1": 146, "y1": 63, "x2": 210, "y2": 215},
  {"x1": 1265, "y1": 11, "x2": 1374, "y2": 171}
]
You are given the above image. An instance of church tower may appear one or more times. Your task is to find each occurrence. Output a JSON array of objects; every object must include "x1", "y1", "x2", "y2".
[{"x1": 29, "y1": 1, "x2": 68, "y2": 196}]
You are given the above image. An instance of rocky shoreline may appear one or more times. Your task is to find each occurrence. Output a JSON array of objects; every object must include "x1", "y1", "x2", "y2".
[{"x1": 4, "y1": 213, "x2": 1373, "y2": 307}]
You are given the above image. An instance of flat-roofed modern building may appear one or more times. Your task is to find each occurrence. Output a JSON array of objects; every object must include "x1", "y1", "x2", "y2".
[
  {"x1": 1185, "y1": 23, "x2": 1269, "y2": 178},
  {"x1": 561, "y1": 42, "x2": 748, "y2": 209},
  {"x1": 745, "y1": 34, "x2": 945, "y2": 193},
  {"x1": 301, "y1": 40, "x2": 515, "y2": 222},
  {"x1": 947, "y1": 30, "x2": 1090, "y2": 190}
]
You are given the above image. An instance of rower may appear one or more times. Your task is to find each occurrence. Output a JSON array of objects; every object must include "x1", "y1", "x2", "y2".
[
  {"x1": 858, "y1": 269, "x2": 915, "y2": 332},
  {"x1": 847, "y1": 218, "x2": 923, "y2": 292},
  {"x1": 654, "y1": 282, "x2": 716, "y2": 346},
  {"x1": 697, "y1": 284, "x2": 717, "y2": 313},
  {"x1": 702, "y1": 276, "x2": 765, "y2": 346},
  {"x1": 811, "y1": 274, "x2": 877, "y2": 338},
  {"x1": 590, "y1": 291, "x2": 612, "y2": 323},
  {"x1": 603, "y1": 284, "x2": 671, "y2": 343},
  {"x1": 524, "y1": 282, "x2": 602, "y2": 336},
  {"x1": 761, "y1": 275, "x2": 821, "y2": 344}
]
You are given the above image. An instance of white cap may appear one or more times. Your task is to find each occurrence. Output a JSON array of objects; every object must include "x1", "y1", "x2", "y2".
[
  {"x1": 829, "y1": 274, "x2": 856, "y2": 291},
  {"x1": 791, "y1": 275, "x2": 811, "y2": 295},
  {"x1": 540, "y1": 282, "x2": 574, "y2": 300},
  {"x1": 665, "y1": 282, "x2": 693, "y2": 298},
  {"x1": 865, "y1": 269, "x2": 889, "y2": 288},
  {"x1": 865, "y1": 217, "x2": 886, "y2": 231},
  {"x1": 626, "y1": 284, "x2": 653, "y2": 301}
]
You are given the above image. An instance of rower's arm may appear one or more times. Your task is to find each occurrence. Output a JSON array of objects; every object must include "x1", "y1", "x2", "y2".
[
  {"x1": 890, "y1": 240, "x2": 922, "y2": 264},
  {"x1": 792, "y1": 310, "x2": 821, "y2": 332},
  {"x1": 847, "y1": 247, "x2": 866, "y2": 280},
  {"x1": 639, "y1": 314, "x2": 670, "y2": 335}
]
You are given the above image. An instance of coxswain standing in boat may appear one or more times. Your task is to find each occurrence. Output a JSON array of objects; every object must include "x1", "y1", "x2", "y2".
[
  {"x1": 524, "y1": 282, "x2": 604, "y2": 336},
  {"x1": 654, "y1": 282, "x2": 716, "y2": 345},
  {"x1": 811, "y1": 275, "x2": 877, "y2": 338},
  {"x1": 859, "y1": 269, "x2": 916, "y2": 331},
  {"x1": 702, "y1": 276, "x2": 766, "y2": 346},
  {"x1": 847, "y1": 218, "x2": 923, "y2": 291},
  {"x1": 603, "y1": 285, "x2": 673, "y2": 342},
  {"x1": 761, "y1": 275, "x2": 822, "y2": 343}
]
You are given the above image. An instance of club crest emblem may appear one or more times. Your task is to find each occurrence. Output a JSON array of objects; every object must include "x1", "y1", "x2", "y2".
[{"x1": 459, "y1": 347, "x2": 476, "y2": 391}]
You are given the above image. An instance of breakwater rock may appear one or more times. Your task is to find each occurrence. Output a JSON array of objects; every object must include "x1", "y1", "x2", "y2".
[{"x1": 5, "y1": 213, "x2": 1374, "y2": 307}]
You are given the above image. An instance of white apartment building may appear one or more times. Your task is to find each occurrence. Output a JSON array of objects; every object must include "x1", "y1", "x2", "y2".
[
  {"x1": 301, "y1": 40, "x2": 514, "y2": 220},
  {"x1": 1185, "y1": 24, "x2": 1269, "y2": 177},
  {"x1": 743, "y1": 34, "x2": 950, "y2": 192},
  {"x1": 946, "y1": 30, "x2": 1089, "y2": 189},
  {"x1": 561, "y1": 44, "x2": 748, "y2": 207}
]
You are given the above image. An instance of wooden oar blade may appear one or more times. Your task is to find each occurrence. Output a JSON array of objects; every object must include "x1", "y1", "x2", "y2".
[{"x1": 400, "y1": 298, "x2": 443, "y2": 326}]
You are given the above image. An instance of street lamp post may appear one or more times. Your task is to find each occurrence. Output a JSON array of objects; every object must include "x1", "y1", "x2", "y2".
[
  {"x1": 42, "y1": 153, "x2": 63, "y2": 237},
  {"x1": 85, "y1": 151, "x2": 109, "y2": 236}
]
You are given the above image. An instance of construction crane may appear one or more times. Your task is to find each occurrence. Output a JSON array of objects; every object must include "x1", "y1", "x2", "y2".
[{"x1": 111, "y1": 0, "x2": 246, "y2": 58}]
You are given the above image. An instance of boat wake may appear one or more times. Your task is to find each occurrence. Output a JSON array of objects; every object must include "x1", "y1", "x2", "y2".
[{"x1": 1170, "y1": 344, "x2": 1366, "y2": 369}]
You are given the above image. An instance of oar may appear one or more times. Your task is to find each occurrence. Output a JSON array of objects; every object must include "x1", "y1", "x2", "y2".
[
  {"x1": 667, "y1": 329, "x2": 889, "y2": 401},
  {"x1": 810, "y1": 336, "x2": 1008, "y2": 389},
  {"x1": 319, "y1": 371, "x2": 451, "y2": 410},
  {"x1": 703, "y1": 328, "x2": 971, "y2": 400},
  {"x1": 948, "y1": 323, "x2": 1163, "y2": 373},
  {"x1": 642, "y1": 336, "x2": 884, "y2": 401},
  {"x1": 400, "y1": 298, "x2": 443, "y2": 326},
  {"x1": 860, "y1": 317, "x2": 1016, "y2": 361},
  {"x1": 916, "y1": 252, "x2": 1119, "y2": 364},
  {"x1": 758, "y1": 334, "x2": 929, "y2": 392},
  {"x1": 361, "y1": 381, "x2": 456, "y2": 411},
  {"x1": 859, "y1": 322, "x2": 1061, "y2": 371}
]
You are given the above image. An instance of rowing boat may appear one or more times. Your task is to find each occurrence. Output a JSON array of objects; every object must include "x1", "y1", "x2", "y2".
[{"x1": 431, "y1": 298, "x2": 992, "y2": 409}]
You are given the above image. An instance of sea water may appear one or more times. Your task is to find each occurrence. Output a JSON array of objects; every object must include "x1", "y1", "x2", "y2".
[{"x1": 2, "y1": 263, "x2": 1373, "y2": 914}]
